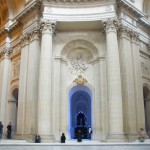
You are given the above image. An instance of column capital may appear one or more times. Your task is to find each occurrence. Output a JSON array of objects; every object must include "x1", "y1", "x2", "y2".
[
  {"x1": 130, "y1": 30, "x2": 139, "y2": 44},
  {"x1": 118, "y1": 25, "x2": 131, "y2": 40},
  {"x1": 20, "y1": 33, "x2": 30, "y2": 47},
  {"x1": 3, "y1": 47, "x2": 13, "y2": 58},
  {"x1": 40, "y1": 20, "x2": 57, "y2": 35},
  {"x1": 103, "y1": 18, "x2": 119, "y2": 33},
  {"x1": 29, "y1": 25, "x2": 41, "y2": 42}
]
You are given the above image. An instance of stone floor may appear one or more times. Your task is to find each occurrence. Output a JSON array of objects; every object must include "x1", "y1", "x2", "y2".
[{"x1": 0, "y1": 140, "x2": 150, "y2": 150}]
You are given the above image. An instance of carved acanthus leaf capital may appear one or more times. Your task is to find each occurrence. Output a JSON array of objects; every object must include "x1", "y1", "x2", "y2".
[
  {"x1": 103, "y1": 18, "x2": 119, "y2": 33},
  {"x1": 3, "y1": 47, "x2": 13, "y2": 58},
  {"x1": 29, "y1": 25, "x2": 41, "y2": 42},
  {"x1": 20, "y1": 33, "x2": 30, "y2": 47},
  {"x1": 130, "y1": 30, "x2": 139, "y2": 43},
  {"x1": 40, "y1": 20, "x2": 57, "y2": 35},
  {"x1": 118, "y1": 25, "x2": 131, "y2": 39}
]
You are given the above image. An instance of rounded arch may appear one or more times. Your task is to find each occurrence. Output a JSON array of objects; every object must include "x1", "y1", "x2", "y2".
[
  {"x1": 61, "y1": 39, "x2": 99, "y2": 61},
  {"x1": 68, "y1": 84, "x2": 93, "y2": 139},
  {"x1": 8, "y1": 85, "x2": 19, "y2": 138},
  {"x1": 143, "y1": 83, "x2": 150, "y2": 137}
]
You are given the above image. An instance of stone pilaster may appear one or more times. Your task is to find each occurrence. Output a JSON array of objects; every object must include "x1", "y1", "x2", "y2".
[
  {"x1": 17, "y1": 34, "x2": 29, "y2": 135},
  {"x1": 99, "y1": 58, "x2": 108, "y2": 141},
  {"x1": 38, "y1": 20, "x2": 56, "y2": 142},
  {"x1": 118, "y1": 26, "x2": 137, "y2": 141},
  {"x1": 130, "y1": 31, "x2": 145, "y2": 131},
  {"x1": 93, "y1": 60, "x2": 101, "y2": 140},
  {"x1": 25, "y1": 26, "x2": 41, "y2": 137},
  {"x1": 103, "y1": 19, "x2": 125, "y2": 142},
  {"x1": 53, "y1": 57, "x2": 61, "y2": 141}
]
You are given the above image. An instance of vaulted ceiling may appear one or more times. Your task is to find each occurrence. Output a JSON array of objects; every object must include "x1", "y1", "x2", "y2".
[{"x1": 0, "y1": 0, "x2": 8, "y2": 27}]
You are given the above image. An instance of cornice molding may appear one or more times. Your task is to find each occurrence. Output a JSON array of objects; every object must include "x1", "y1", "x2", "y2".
[
  {"x1": 15, "y1": 0, "x2": 41, "y2": 22},
  {"x1": 138, "y1": 17, "x2": 150, "y2": 31},
  {"x1": 117, "y1": 0, "x2": 144, "y2": 18}
]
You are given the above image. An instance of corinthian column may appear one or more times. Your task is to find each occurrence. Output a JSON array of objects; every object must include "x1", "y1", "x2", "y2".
[
  {"x1": 103, "y1": 19, "x2": 125, "y2": 142},
  {"x1": 130, "y1": 31, "x2": 145, "y2": 131},
  {"x1": 38, "y1": 20, "x2": 56, "y2": 141},
  {"x1": 118, "y1": 26, "x2": 137, "y2": 141},
  {"x1": 0, "y1": 47, "x2": 12, "y2": 124}
]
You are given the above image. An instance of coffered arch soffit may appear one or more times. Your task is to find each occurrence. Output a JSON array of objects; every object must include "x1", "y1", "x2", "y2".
[{"x1": 0, "y1": 0, "x2": 25, "y2": 27}]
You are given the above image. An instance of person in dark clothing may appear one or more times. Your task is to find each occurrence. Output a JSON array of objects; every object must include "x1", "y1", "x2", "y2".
[
  {"x1": 60, "y1": 133, "x2": 66, "y2": 143},
  {"x1": 7, "y1": 122, "x2": 12, "y2": 139},
  {"x1": 77, "y1": 130, "x2": 82, "y2": 142},
  {"x1": 87, "y1": 125, "x2": 92, "y2": 140},
  {"x1": 0, "y1": 122, "x2": 3, "y2": 139},
  {"x1": 35, "y1": 134, "x2": 41, "y2": 143}
]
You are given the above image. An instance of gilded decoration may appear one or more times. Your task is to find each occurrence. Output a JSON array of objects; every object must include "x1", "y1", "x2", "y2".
[{"x1": 73, "y1": 75, "x2": 87, "y2": 85}]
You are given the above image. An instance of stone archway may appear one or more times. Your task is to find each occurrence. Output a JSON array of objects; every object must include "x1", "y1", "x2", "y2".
[
  {"x1": 143, "y1": 85, "x2": 150, "y2": 137},
  {"x1": 8, "y1": 88, "x2": 19, "y2": 137},
  {"x1": 69, "y1": 85, "x2": 92, "y2": 139}
]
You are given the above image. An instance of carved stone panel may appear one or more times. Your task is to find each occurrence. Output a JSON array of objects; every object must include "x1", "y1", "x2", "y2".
[
  {"x1": 67, "y1": 48, "x2": 92, "y2": 75},
  {"x1": 13, "y1": 59, "x2": 20, "y2": 78},
  {"x1": 141, "y1": 59, "x2": 150, "y2": 79}
]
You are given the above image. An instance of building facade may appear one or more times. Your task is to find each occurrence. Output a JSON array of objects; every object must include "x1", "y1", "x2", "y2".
[{"x1": 0, "y1": 0, "x2": 150, "y2": 142}]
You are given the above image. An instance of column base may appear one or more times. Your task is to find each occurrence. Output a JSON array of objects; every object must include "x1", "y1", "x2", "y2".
[
  {"x1": 107, "y1": 132, "x2": 127, "y2": 142},
  {"x1": 40, "y1": 134, "x2": 55, "y2": 143}
]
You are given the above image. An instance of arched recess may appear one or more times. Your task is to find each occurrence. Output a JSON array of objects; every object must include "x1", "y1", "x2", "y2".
[
  {"x1": 69, "y1": 85, "x2": 92, "y2": 139},
  {"x1": 61, "y1": 39, "x2": 99, "y2": 61},
  {"x1": 143, "y1": 0, "x2": 150, "y2": 20},
  {"x1": 8, "y1": 86, "x2": 19, "y2": 137},
  {"x1": 143, "y1": 83, "x2": 150, "y2": 137}
]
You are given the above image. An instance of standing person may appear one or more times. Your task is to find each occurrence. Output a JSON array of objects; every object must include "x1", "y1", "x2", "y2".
[
  {"x1": 0, "y1": 122, "x2": 3, "y2": 139},
  {"x1": 139, "y1": 128, "x2": 145, "y2": 142},
  {"x1": 60, "y1": 133, "x2": 66, "y2": 143},
  {"x1": 7, "y1": 122, "x2": 12, "y2": 139},
  {"x1": 35, "y1": 134, "x2": 41, "y2": 143},
  {"x1": 87, "y1": 125, "x2": 92, "y2": 140},
  {"x1": 77, "y1": 130, "x2": 82, "y2": 142}
]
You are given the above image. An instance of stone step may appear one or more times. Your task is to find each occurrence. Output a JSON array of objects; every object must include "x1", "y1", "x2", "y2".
[{"x1": 0, "y1": 139, "x2": 27, "y2": 143}]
